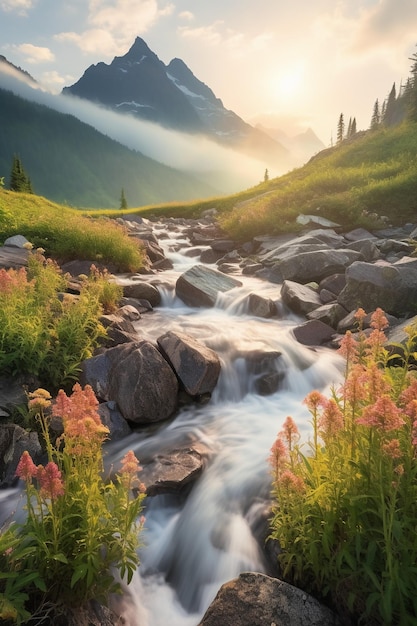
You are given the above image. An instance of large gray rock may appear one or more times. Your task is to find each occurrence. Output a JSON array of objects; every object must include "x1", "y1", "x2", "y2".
[
  {"x1": 0, "y1": 424, "x2": 42, "y2": 487},
  {"x1": 0, "y1": 245, "x2": 30, "y2": 269},
  {"x1": 292, "y1": 320, "x2": 335, "y2": 346},
  {"x1": 82, "y1": 341, "x2": 179, "y2": 424},
  {"x1": 281, "y1": 280, "x2": 322, "y2": 315},
  {"x1": 307, "y1": 303, "x2": 348, "y2": 329},
  {"x1": 198, "y1": 572, "x2": 342, "y2": 626},
  {"x1": 120, "y1": 280, "x2": 161, "y2": 307},
  {"x1": 176, "y1": 264, "x2": 242, "y2": 307},
  {"x1": 337, "y1": 259, "x2": 417, "y2": 316},
  {"x1": 157, "y1": 331, "x2": 221, "y2": 396},
  {"x1": 140, "y1": 446, "x2": 207, "y2": 496},
  {"x1": 247, "y1": 293, "x2": 277, "y2": 318},
  {"x1": 272, "y1": 249, "x2": 362, "y2": 283}
]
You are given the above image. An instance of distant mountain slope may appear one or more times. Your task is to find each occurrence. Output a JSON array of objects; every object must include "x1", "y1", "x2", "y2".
[
  {"x1": 63, "y1": 37, "x2": 290, "y2": 168},
  {"x1": 0, "y1": 87, "x2": 219, "y2": 208}
]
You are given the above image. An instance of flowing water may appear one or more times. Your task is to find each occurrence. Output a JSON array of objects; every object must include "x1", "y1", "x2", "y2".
[
  {"x1": 109, "y1": 220, "x2": 345, "y2": 625},
  {"x1": 0, "y1": 219, "x2": 344, "y2": 625}
]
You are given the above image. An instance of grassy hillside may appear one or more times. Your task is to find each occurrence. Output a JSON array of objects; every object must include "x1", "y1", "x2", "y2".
[
  {"x1": 0, "y1": 188, "x2": 144, "y2": 271},
  {"x1": 109, "y1": 121, "x2": 417, "y2": 240},
  {"x1": 0, "y1": 87, "x2": 217, "y2": 208}
]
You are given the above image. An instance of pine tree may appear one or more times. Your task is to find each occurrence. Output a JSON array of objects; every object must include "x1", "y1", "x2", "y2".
[
  {"x1": 9, "y1": 155, "x2": 32, "y2": 193},
  {"x1": 370, "y1": 99, "x2": 380, "y2": 130},
  {"x1": 264, "y1": 168, "x2": 269, "y2": 183},
  {"x1": 351, "y1": 117, "x2": 357, "y2": 136},
  {"x1": 383, "y1": 83, "x2": 397, "y2": 126},
  {"x1": 346, "y1": 117, "x2": 352, "y2": 138},
  {"x1": 119, "y1": 188, "x2": 128, "y2": 210},
  {"x1": 336, "y1": 113, "x2": 345, "y2": 144},
  {"x1": 408, "y1": 49, "x2": 417, "y2": 122}
]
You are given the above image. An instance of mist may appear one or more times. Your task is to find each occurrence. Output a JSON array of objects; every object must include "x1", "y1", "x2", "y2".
[{"x1": 0, "y1": 64, "x2": 278, "y2": 194}]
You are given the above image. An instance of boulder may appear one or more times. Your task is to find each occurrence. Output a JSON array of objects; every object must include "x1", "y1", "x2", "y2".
[
  {"x1": 247, "y1": 293, "x2": 277, "y2": 318},
  {"x1": 292, "y1": 320, "x2": 335, "y2": 346},
  {"x1": 272, "y1": 249, "x2": 362, "y2": 283},
  {"x1": 3, "y1": 234, "x2": 31, "y2": 248},
  {"x1": 120, "y1": 280, "x2": 161, "y2": 307},
  {"x1": 0, "y1": 424, "x2": 42, "y2": 487},
  {"x1": 176, "y1": 264, "x2": 242, "y2": 308},
  {"x1": 337, "y1": 259, "x2": 417, "y2": 316},
  {"x1": 0, "y1": 245, "x2": 30, "y2": 269},
  {"x1": 157, "y1": 331, "x2": 221, "y2": 396},
  {"x1": 281, "y1": 281, "x2": 322, "y2": 315},
  {"x1": 82, "y1": 341, "x2": 179, "y2": 424},
  {"x1": 307, "y1": 303, "x2": 349, "y2": 329},
  {"x1": 98, "y1": 401, "x2": 132, "y2": 441},
  {"x1": 296, "y1": 214, "x2": 341, "y2": 230},
  {"x1": 107, "y1": 341, "x2": 179, "y2": 424},
  {"x1": 198, "y1": 572, "x2": 342, "y2": 626},
  {"x1": 140, "y1": 446, "x2": 207, "y2": 496}
]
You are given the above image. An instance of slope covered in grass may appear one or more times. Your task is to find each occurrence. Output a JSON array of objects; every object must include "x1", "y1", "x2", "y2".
[
  {"x1": 0, "y1": 188, "x2": 144, "y2": 271},
  {"x1": 110, "y1": 122, "x2": 417, "y2": 241}
]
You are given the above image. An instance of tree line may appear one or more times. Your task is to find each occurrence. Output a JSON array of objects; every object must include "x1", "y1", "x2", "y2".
[{"x1": 335, "y1": 46, "x2": 417, "y2": 144}]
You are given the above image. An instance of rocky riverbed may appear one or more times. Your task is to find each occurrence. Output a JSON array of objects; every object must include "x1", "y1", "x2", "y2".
[{"x1": 1, "y1": 212, "x2": 417, "y2": 625}]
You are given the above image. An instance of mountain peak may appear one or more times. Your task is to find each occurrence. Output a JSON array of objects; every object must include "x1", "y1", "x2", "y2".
[{"x1": 124, "y1": 36, "x2": 155, "y2": 60}]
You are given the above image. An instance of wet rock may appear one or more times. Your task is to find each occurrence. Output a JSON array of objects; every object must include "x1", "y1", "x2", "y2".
[
  {"x1": 337, "y1": 259, "x2": 417, "y2": 316},
  {"x1": 120, "y1": 279, "x2": 161, "y2": 307},
  {"x1": 82, "y1": 341, "x2": 179, "y2": 424},
  {"x1": 198, "y1": 572, "x2": 342, "y2": 626},
  {"x1": 281, "y1": 280, "x2": 322, "y2": 315},
  {"x1": 318, "y1": 274, "x2": 346, "y2": 296},
  {"x1": 176, "y1": 264, "x2": 242, "y2": 308},
  {"x1": 140, "y1": 446, "x2": 206, "y2": 496},
  {"x1": 247, "y1": 293, "x2": 277, "y2": 318},
  {"x1": 99, "y1": 310, "x2": 138, "y2": 347},
  {"x1": 307, "y1": 303, "x2": 349, "y2": 329},
  {"x1": 200, "y1": 248, "x2": 223, "y2": 263},
  {"x1": 157, "y1": 330, "x2": 221, "y2": 397},
  {"x1": 272, "y1": 249, "x2": 363, "y2": 283},
  {"x1": 0, "y1": 424, "x2": 42, "y2": 487},
  {"x1": 98, "y1": 401, "x2": 132, "y2": 441},
  {"x1": 54, "y1": 601, "x2": 119, "y2": 626},
  {"x1": 292, "y1": 320, "x2": 335, "y2": 346},
  {"x1": 211, "y1": 239, "x2": 236, "y2": 253}
]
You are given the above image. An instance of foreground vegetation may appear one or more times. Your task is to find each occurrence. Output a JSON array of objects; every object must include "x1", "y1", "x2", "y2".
[
  {"x1": 0, "y1": 253, "x2": 122, "y2": 390},
  {"x1": 270, "y1": 310, "x2": 417, "y2": 625},
  {"x1": 0, "y1": 188, "x2": 144, "y2": 272},
  {"x1": 0, "y1": 386, "x2": 145, "y2": 624}
]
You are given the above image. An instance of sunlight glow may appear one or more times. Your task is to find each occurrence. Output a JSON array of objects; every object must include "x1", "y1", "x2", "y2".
[{"x1": 269, "y1": 62, "x2": 305, "y2": 102}]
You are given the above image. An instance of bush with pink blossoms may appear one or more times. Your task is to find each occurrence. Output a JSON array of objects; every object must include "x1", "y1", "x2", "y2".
[
  {"x1": 269, "y1": 308, "x2": 417, "y2": 625},
  {"x1": 0, "y1": 384, "x2": 146, "y2": 624}
]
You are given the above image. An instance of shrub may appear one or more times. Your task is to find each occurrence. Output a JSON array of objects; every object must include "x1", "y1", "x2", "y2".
[
  {"x1": 0, "y1": 253, "x2": 118, "y2": 389},
  {"x1": 269, "y1": 308, "x2": 417, "y2": 625},
  {"x1": 0, "y1": 385, "x2": 146, "y2": 624}
]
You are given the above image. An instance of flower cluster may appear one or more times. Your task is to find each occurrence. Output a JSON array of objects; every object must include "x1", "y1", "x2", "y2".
[
  {"x1": 269, "y1": 308, "x2": 417, "y2": 625},
  {"x1": 4, "y1": 383, "x2": 146, "y2": 621}
]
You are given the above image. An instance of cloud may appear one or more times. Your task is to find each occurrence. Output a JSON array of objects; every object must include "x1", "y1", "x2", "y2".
[
  {"x1": 352, "y1": 0, "x2": 417, "y2": 52},
  {"x1": 0, "y1": 0, "x2": 34, "y2": 15},
  {"x1": 14, "y1": 43, "x2": 54, "y2": 64},
  {"x1": 57, "y1": 0, "x2": 174, "y2": 58},
  {"x1": 178, "y1": 20, "x2": 272, "y2": 57},
  {"x1": 178, "y1": 10, "x2": 194, "y2": 22}
]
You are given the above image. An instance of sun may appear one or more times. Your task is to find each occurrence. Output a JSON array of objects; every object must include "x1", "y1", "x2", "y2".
[{"x1": 269, "y1": 62, "x2": 305, "y2": 102}]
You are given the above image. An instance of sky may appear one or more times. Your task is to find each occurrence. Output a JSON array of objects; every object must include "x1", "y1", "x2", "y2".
[{"x1": 1, "y1": 0, "x2": 417, "y2": 144}]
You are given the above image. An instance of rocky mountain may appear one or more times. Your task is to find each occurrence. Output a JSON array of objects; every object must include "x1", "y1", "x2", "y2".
[
  {"x1": 256, "y1": 124, "x2": 326, "y2": 163},
  {"x1": 63, "y1": 37, "x2": 290, "y2": 167}
]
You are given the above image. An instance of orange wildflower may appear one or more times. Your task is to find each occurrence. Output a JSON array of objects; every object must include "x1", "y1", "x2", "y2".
[
  {"x1": 15, "y1": 451, "x2": 38, "y2": 482},
  {"x1": 37, "y1": 462, "x2": 65, "y2": 500},
  {"x1": 357, "y1": 395, "x2": 405, "y2": 432}
]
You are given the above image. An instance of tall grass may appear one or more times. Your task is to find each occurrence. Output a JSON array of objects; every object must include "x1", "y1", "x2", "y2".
[{"x1": 0, "y1": 189, "x2": 144, "y2": 272}]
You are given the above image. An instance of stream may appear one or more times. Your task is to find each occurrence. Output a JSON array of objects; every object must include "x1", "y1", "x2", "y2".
[{"x1": 108, "y1": 220, "x2": 345, "y2": 625}]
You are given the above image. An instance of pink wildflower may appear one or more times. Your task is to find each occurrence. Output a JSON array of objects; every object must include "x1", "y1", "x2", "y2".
[
  {"x1": 338, "y1": 330, "x2": 359, "y2": 364},
  {"x1": 52, "y1": 384, "x2": 109, "y2": 450},
  {"x1": 279, "y1": 470, "x2": 305, "y2": 493},
  {"x1": 303, "y1": 390, "x2": 325, "y2": 413},
  {"x1": 15, "y1": 451, "x2": 38, "y2": 482},
  {"x1": 37, "y1": 462, "x2": 65, "y2": 501},
  {"x1": 382, "y1": 439, "x2": 402, "y2": 459},
  {"x1": 319, "y1": 398, "x2": 344, "y2": 439},
  {"x1": 280, "y1": 416, "x2": 300, "y2": 451},
  {"x1": 370, "y1": 308, "x2": 389, "y2": 331},
  {"x1": 119, "y1": 450, "x2": 144, "y2": 491},
  {"x1": 360, "y1": 362, "x2": 391, "y2": 403},
  {"x1": 354, "y1": 308, "x2": 367, "y2": 327},
  {"x1": 343, "y1": 363, "x2": 367, "y2": 406},
  {"x1": 269, "y1": 436, "x2": 288, "y2": 482},
  {"x1": 357, "y1": 395, "x2": 405, "y2": 432}
]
